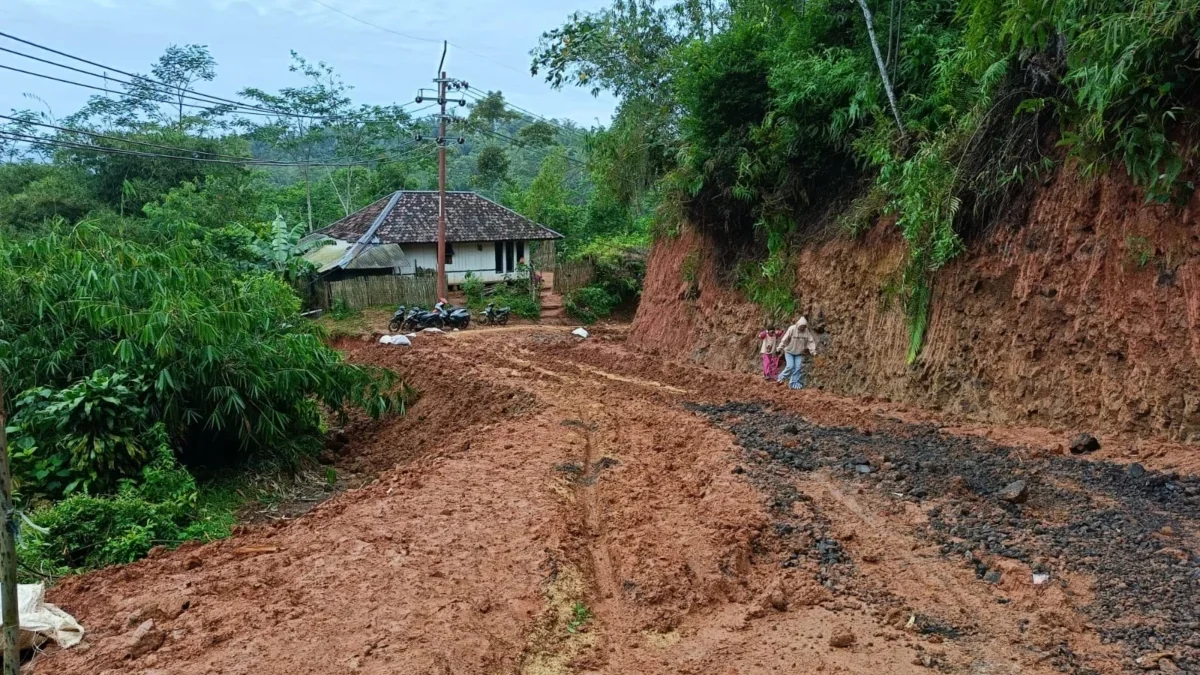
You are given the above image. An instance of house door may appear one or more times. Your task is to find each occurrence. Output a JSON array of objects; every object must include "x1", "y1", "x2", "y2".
[{"x1": 494, "y1": 241, "x2": 523, "y2": 274}]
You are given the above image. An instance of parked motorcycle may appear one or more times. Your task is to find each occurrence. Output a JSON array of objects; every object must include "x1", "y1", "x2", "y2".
[
  {"x1": 402, "y1": 305, "x2": 444, "y2": 330},
  {"x1": 434, "y1": 301, "x2": 471, "y2": 329},
  {"x1": 388, "y1": 304, "x2": 408, "y2": 332},
  {"x1": 481, "y1": 302, "x2": 511, "y2": 326}
]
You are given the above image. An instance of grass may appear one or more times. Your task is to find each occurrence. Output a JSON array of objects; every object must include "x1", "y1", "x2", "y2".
[{"x1": 566, "y1": 601, "x2": 593, "y2": 634}]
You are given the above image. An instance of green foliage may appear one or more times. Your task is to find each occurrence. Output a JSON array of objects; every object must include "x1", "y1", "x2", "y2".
[
  {"x1": 518, "y1": 121, "x2": 559, "y2": 148},
  {"x1": 565, "y1": 285, "x2": 621, "y2": 324},
  {"x1": 489, "y1": 280, "x2": 542, "y2": 319},
  {"x1": 19, "y1": 440, "x2": 203, "y2": 573},
  {"x1": 143, "y1": 174, "x2": 271, "y2": 231},
  {"x1": 544, "y1": 0, "x2": 1200, "y2": 360},
  {"x1": 7, "y1": 371, "x2": 152, "y2": 498},
  {"x1": 468, "y1": 91, "x2": 519, "y2": 132},
  {"x1": 566, "y1": 602, "x2": 594, "y2": 634},
  {"x1": 473, "y1": 145, "x2": 511, "y2": 195},
  {"x1": 329, "y1": 297, "x2": 358, "y2": 320},
  {"x1": 0, "y1": 225, "x2": 406, "y2": 471},
  {"x1": 462, "y1": 272, "x2": 486, "y2": 309},
  {"x1": 251, "y1": 215, "x2": 327, "y2": 281},
  {"x1": 1126, "y1": 235, "x2": 1155, "y2": 268}
]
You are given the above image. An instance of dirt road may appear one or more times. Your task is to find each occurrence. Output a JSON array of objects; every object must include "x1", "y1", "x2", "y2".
[{"x1": 35, "y1": 326, "x2": 1199, "y2": 674}]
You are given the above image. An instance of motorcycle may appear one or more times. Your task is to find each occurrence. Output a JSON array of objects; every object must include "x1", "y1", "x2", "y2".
[
  {"x1": 388, "y1": 304, "x2": 408, "y2": 332},
  {"x1": 402, "y1": 305, "x2": 444, "y2": 330},
  {"x1": 434, "y1": 301, "x2": 471, "y2": 330},
  {"x1": 481, "y1": 302, "x2": 511, "y2": 326}
]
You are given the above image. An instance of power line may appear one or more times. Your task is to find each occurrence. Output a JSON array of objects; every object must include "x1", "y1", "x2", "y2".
[
  {"x1": 0, "y1": 113, "x2": 426, "y2": 165},
  {"x1": 473, "y1": 127, "x2": 586, "y2": 167},
  {"x1": 465, "y1": 86, "x2": 586, "y2": 139},
  {"x1": 0, "y1": 63, "x2": 285, "y2": 119},
  {"x1": 309, "y1": 0, "x2": 530, "y2": 77},
  {"x1": 0, "y1": 32, "x2": 420, "y2": 121},
  {"x1": 0, "y1": 130, "x2": 431, "y2": 169}
]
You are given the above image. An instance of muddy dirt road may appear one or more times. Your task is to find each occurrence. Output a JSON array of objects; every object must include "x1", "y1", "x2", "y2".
[{"x1": 35, "y1": 326, "x2": 1200, "y2": 674}]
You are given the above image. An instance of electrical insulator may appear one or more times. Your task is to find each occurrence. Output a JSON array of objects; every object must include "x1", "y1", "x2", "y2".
[
  {"x1": 415, "y1": 96, "x2": 423, "y2": 103},
  {"x1": 458, "y1": 99, "x2": 466, "y2": 107},
  {"x1": 414, "y1": 133, "x2": 423, "y2": 142},
  {"x1": 457, "y1": 137, "x2": 465, "y2": 144}
]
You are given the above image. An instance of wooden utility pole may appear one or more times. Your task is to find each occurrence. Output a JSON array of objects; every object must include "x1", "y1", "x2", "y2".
[
  {"x1": 415, "y1": 42, "x2": 465, "y2": 300},
  {"x1": 0, "y1": 373, "x2": 18, "y2": 675},
  {"x1": 436, "y1": 67, "x2": 448, "y2": 301}
]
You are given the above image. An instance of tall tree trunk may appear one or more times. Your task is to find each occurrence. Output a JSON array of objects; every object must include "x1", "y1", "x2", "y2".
[{"x1": 855, "y1": 0, "x2": 905, "y2": 136}]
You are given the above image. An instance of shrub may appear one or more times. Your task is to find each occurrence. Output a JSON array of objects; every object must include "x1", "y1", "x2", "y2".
[
  {"x1": 462, "y1": 272, "x2": 485, "y2": 308},
  {"x1": 19, "y1": 436, "x2": 204, "y2": 573},
  {"x1": 491, "y1": 283, "x2": 542, "y2": 318},
  {"x1": 0, "y1": 225, "x2": 406, "y2": 472},
  {"x1": 7, "y1": 370, "x2": 153, "y2": 498},
  {"x1": 565, "y1": 285, "x2": 621, "y2": 324}
]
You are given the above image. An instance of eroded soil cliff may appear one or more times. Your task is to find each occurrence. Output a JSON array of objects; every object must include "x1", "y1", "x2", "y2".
[{"x1": 631, "y1": 167, "x2": 1200, "y2": 442}]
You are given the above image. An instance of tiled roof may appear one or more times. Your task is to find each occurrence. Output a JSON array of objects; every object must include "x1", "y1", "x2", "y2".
[{"x1": 315, "y1": 191, "x2": 562, "y2": 244}]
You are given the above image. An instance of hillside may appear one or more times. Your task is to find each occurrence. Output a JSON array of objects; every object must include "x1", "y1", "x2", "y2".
[{"x1": 632, "y1": 165, "x2": 1200, "y2": 442}]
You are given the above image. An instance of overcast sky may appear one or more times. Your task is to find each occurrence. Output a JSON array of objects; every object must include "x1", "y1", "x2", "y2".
[{"x1": 2, "y1": 0, "x2": 617, "y2": 128}]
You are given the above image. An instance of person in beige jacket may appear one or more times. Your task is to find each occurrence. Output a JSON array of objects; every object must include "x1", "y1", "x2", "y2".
[{"x1": 775, "y1": 316, "x2": 817, "y2": 390}]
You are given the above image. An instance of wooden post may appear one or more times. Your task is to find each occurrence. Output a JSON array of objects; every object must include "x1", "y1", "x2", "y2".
[{"x1": 0, "y1": 373, "x2": 19, "y2": 675}]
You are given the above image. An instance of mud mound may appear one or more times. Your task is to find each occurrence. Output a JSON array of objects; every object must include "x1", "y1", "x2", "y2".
[
  {"x1": 694, "y1": 401, "x2": 1200, "y2": 673},
  {"x1": 326, "y1": 337, "x2": 536, "y2": 475}
]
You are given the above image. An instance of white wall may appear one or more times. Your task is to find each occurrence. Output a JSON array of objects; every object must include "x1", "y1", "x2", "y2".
[{"x1": 401, "y1": 241, "x2": 523, "y2": 284}]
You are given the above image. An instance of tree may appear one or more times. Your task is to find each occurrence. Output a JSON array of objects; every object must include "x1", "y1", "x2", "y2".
[
  {"x1": 322, "y1": 105, "x2": 411, "y2": 217},
  {"x1": 517, "y1": 121, "x2": 558, "y2": 148},
  {"x1": 467, "y1": 91, "x2": 517, "y2": 132},
  {"x1": 473, "y1": 145, "x2": 510, "y2": 195},
  {"x1": 513, "y1": 150, "x2": 583, "y2": 248},
  {"x1": 532, "y1": 0, "x2": 729, "y2": 99},
  {"x1": 67, "y1": 45, "x2": 228, "y2": 132},
  {"x1": 239, "y1": 53, "x2": 353, "y2": 231},
  {"x1": 148, "y1": 45, "x2": 219, "y2": 129},
  {"x1": 854, "y1": 0, "x2": 904, "y2": 135}
]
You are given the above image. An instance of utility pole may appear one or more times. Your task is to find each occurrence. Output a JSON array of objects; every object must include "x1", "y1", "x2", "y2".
[
  {"x1": 414, "y1": 42, "x2": 467, "y2": 302},
  {"x1": 436, "y1": 65, "x2": 448, "y2": 301},
  {"x1": 0, "y1": 372, "x2": 18, "y2": 675}
]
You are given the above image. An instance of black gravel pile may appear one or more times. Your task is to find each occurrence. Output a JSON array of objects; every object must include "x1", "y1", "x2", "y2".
[{"x1": 690, "y1": 401, "x2": 1200, "y2": 673}]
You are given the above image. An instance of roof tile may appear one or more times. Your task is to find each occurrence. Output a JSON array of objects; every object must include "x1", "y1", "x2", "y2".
[{"x1": 315, "y1": 191, "x2": 562, "y2": 244}]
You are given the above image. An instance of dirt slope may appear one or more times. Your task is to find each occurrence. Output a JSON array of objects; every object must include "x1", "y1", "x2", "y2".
[
  {"x1": 33, "y1": 326, "x2": 1200, "y2": 674},
  {"x1": 631, "y1": 167, "x2": 1200, "y2": 442}
]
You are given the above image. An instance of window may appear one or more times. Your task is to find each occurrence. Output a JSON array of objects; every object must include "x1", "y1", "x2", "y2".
[
  {"x1": 505, "y1": 241, "x2": 515, "y2": 272},
  {"x1": 516, "y1": 241, "x2": 525, "y2": 265},
  {"x1": 444, "y1": 243, "x2": 455, "y2": 265},
  {"x1": 495, "y1": 241, "x2": 504, "y2": 272}
]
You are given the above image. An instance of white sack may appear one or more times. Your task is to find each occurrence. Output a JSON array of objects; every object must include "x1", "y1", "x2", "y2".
[
  {"x1": 572, "y1": 328, "x2": 589, "y2": 339},
  {"x1": 8, "y1": 584, "x2": 84, "y2": 650}
]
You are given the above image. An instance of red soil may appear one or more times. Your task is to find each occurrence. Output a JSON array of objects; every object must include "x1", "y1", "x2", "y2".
[
  {"x1": 631, "y1": 167, "x2": 1200, "y2": 443},
  {"x1": 31, "y1": 325, "x2": 1183, "y2": 675}
]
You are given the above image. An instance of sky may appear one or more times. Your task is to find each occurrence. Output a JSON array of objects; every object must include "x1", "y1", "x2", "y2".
[{"x1": 1, "y1": 0, "x2": 618, "y2": 128}]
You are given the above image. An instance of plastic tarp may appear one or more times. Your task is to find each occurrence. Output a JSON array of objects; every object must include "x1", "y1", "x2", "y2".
[
  {"x1": 8, "y1": 584, "x2": 84, "y2": 650},
  {"x1": 378, "y1": 335, "x2": 411, "y2": 346}
]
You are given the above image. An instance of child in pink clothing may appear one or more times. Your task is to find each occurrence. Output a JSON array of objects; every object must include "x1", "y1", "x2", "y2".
[{"x1": 757, "y1": 327, "x2": 779, "y2": 379}]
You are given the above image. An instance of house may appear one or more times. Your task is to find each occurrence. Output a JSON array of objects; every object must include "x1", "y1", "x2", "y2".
[{"x1": 303, "y1": 190, "x2": 562, "y2": 285}]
